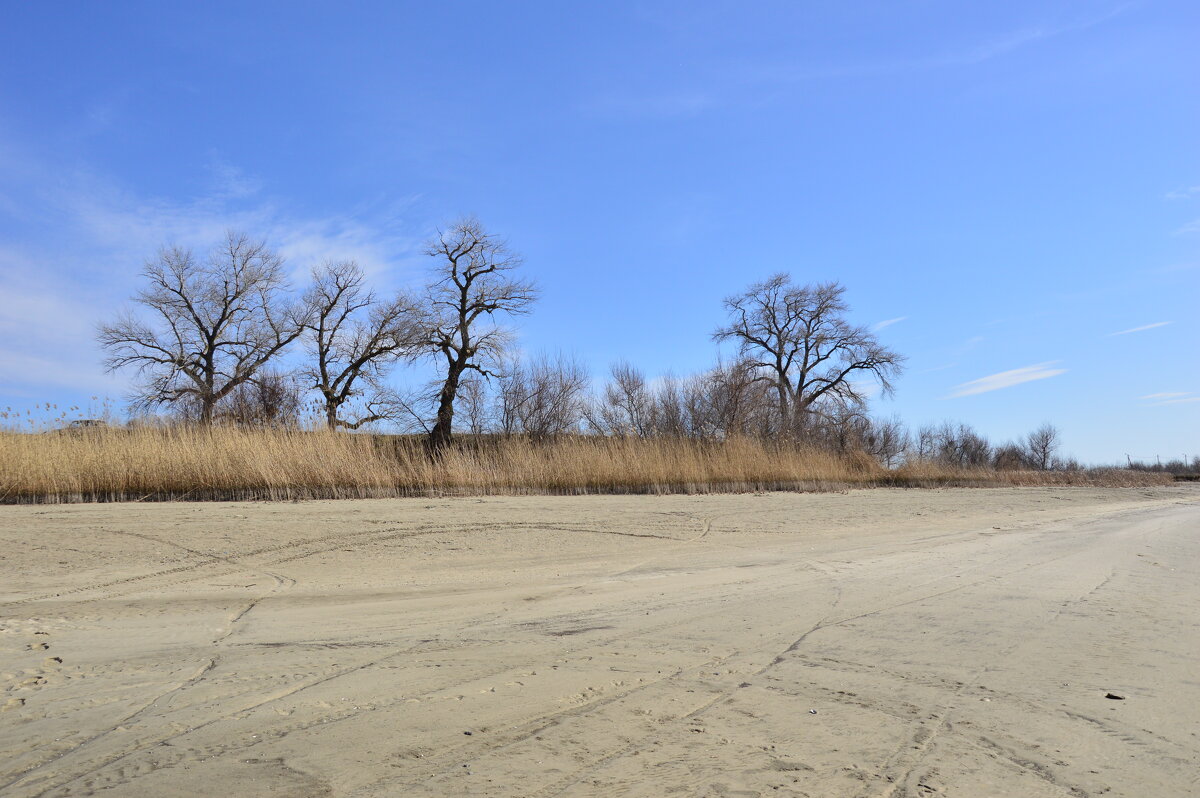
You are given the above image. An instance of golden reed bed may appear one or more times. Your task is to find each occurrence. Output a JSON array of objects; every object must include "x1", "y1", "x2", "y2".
[{"x1": 0, "y1": 428, "x2": 1171, "y2": 503}]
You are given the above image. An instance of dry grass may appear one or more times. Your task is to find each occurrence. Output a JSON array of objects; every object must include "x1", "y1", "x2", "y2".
[{"x1": 0, "y1": 427, "x2": 1172, "y2": 504}]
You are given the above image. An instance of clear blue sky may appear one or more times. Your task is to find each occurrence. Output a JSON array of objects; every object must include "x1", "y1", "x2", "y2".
[{"x1": 0, "y1": 1, "x2": 1196, "y2": 463}]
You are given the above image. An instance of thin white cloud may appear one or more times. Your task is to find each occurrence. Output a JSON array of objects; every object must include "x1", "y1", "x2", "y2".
[
  {"x1": 1166, "y1": 186, "x2": 1200, "y2": 200},
  {"x1": 57, "y1": 179, "x2": 425, "y2": 283},
  {"x1": 1140, "y1": 392, "x2": 1187, "y2": 400},
  {"x1": 849, "y1": 379, "x2": 882, "y2": 400},
  {"x1": 730, "y1": 5, "x2": 1129, "y2": 85},
  {"x1": 206, "y1": 156, "x2": 264, "y2": 200},
  {"x1": 1108, "y1": 321, "x2": 1171, "y2": 336},
  {"x1": 0, "y1": 257, "x2": 125, "y2": 396},
  {"x1": 945, "y1": 362, "x2": 1066, "y2": 398},
  {"x1": 0, "y1": 147, "x2": 428, "y2": 402},
  {"x1": 873, "y1": 316, "x2": 907, "y2": 330},
  {"x1": 1151, "y1": 396, "x2": 1200, "y2": 406}
]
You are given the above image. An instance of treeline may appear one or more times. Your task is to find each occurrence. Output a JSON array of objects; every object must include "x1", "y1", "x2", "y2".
[
  {"x1": 92, "y1": 219, "x2": 1067, "y2": 470},
  {"x1": 1124, "y1": 456, "x2": 1200, "y2": 476}
]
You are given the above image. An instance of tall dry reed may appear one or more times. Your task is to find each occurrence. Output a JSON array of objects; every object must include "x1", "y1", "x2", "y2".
[{"x1": 0, "y1": 427, "x2": 1173, "y2": 503}]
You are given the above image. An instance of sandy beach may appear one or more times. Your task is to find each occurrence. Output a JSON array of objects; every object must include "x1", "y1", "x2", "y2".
[{"x1": 2, "y1": 485, "x2": 1198, "y2": 797}]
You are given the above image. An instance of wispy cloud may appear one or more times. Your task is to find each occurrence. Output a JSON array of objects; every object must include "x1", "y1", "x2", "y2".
[
  {"x1": 1108, "y1": 321, "x2": 1171, "y2": 336},
  {"x1": 1149, "y1": 395, "x2": 1200, "y2": 406},
  {"x1": 849, "y1": 379, "x2": 882, "y2": 400},
  {"x1": 945, "y1": 362, "x2": 1067, "y2": 398},
  {"x1": 0, "y1": 249, "x2": 125, "y2": 396},
  {"x1": 590, "y1": 7, "x2": 1130, "y2": 121},
  {"x1": 730, "y1": 5, "x2": 1129, "y2": 86},
  {"x1": 0, "y1": 145, "x2": 428, "y2": 401},
  {"x1": 1166, "y1": 185, "x2": 1200, "y2": 200},
  {"x1": 206, "y1": 155, "x2": 264, "y2": 200},
  {"x1": 1140, "y1": 391, "x2": 1200, "y2": 406},
  {"x1": 928, "y1": 4, "x2": 1131, "y2": 66},
  {"x1": 873, "y1": 316, "x2": 907, "y2": 331}
]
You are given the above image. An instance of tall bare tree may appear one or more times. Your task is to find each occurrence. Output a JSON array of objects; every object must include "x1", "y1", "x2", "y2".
[
  {"x1": 714, "y1": 275, "x2": 904, "y2": 437},
  {"x1": 1024, "y1": 423, "x2": 1061, "y2": 471},
  {"x1": 303, "y1": 260, "x2": 423, "y2": 430},
  {"x1": 423, "y1": 218, "x2": 538, "y2": 451},
  {"x1": 98, "y1": 232, "x2": 306, "y2": 425}
]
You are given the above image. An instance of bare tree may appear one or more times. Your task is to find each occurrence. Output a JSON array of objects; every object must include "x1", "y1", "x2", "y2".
[
  {"x1": 842, "y1": 413, "x2": 910, "y2": 467},
  {"x1": 303, "y1": 260, "x2": 423, "y2": 430},
  {"x1": 668, "y1": 358, "x2": 775, "y2": 440},
  {"x1": 709, "y1": 357, "x2": 777, "y2": 438},
  {"x1": 457, "y1": 374, "x2": 491, "y2": 436},
  {"x1": 714, "y1": 276, "x2": 904, "y2": 437},
  {"x1": 217, "y1": 369, "x2": 304, "y2": 427},
  {"x1": 992, "y1": 442, "x2": 1027, "y2": 471},
  {"x1": 586, "y1": 362, "x2": 653, "y2": 437},
  {"x1": 98, "y1": 232, "x2": 306, "y2": 425},
  {"x1": 423, "y1": 218, "x2": 538, "y2": 451},
  {"x1": 917, "y1": 421, "x2": 993, "y2": 468},
  {"x1": 649, "y1": 375, "x2": 689, "y2": 438},
  {"x1": 495, "y1": 353, "x2": 588, "y2": 438},
  {"x1": 1024, "y1": 423, "x2": 1061, "y2": 471}
]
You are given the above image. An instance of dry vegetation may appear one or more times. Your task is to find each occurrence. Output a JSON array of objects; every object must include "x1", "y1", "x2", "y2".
[{"x1": 0, "y1": 427, "x2": 1170, "y2": 504}]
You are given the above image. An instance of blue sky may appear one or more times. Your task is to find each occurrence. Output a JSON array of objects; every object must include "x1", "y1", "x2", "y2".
[{"x1": 0, "y1": 0, "x2": 1196, "y2": 463}]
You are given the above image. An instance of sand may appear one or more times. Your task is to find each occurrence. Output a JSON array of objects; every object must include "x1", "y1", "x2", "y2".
[{"x1": 1, "y1": 485, "x2": 1198, "y2": 797}]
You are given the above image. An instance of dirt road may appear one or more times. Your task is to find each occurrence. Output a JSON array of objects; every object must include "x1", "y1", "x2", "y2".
[{"x1": 2, "y1": 486, "x2": 1198, "y2": 797}]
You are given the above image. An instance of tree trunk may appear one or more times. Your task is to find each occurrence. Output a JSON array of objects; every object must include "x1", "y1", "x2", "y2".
[
  {"x1": 325, "y1": 401, "x2": 340, "y2": 431},
  {"x1": 430, "y1": 364, "x2": 464, "y2": 452},
  {"x1": 199, "y1": 398, "x2": 215, "y2": 427},
  {"x1": 776, "y1": 381, "x2": 792, "y2": 440}
]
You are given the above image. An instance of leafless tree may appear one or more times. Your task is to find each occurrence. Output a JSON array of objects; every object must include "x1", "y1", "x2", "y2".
[
  {"x1": 992, "y1": 442, "x2": 1027, "y2": 471},
  {"x1": 1024, "y1": 423, "x2": 1061, "y2": 471},
  {"x1": 457, "y1": 374, "x2": 491, "y2": 436},
  {"x1": 586, "y1": 362, "x2": 653, "y2": 437},
  {"x1": 649, "y1": 375, "x2": 689, "y2": 438},
  {"x1": 714, "y1": 276, "x2": 904, "y2": 437},
  {"x1": 97, "y1": 232, "x2": 306, "y2": 425},
  {"x1": 917, "y1": 421, "x2": 992, "y2": 468},
  {"x1": 422, "y1": 218, "x2": 538, "y2": 451},
  {"x1": 303, "y1": 260, "x2": 424, "y2": 430},
  {"x1": 217, "y1": 369, "x2": 304, "y2": 427},
  {"x1": 811, "y1": 405, "x2": 864, "y2": 454},
  {"x1": 495, "y1": 353, "x2": 588, "y2": 438},
  {"x1": 854, "y1": 414, "x2": 910, "y2": 467},
  {"x1": 673, "y1": 358, "x2": 775, "y2": 440}
]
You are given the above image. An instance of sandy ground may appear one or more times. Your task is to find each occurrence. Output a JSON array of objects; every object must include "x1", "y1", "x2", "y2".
[{"x1": 1, "y1": 486, "x2": 1198, "y2": 798}]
